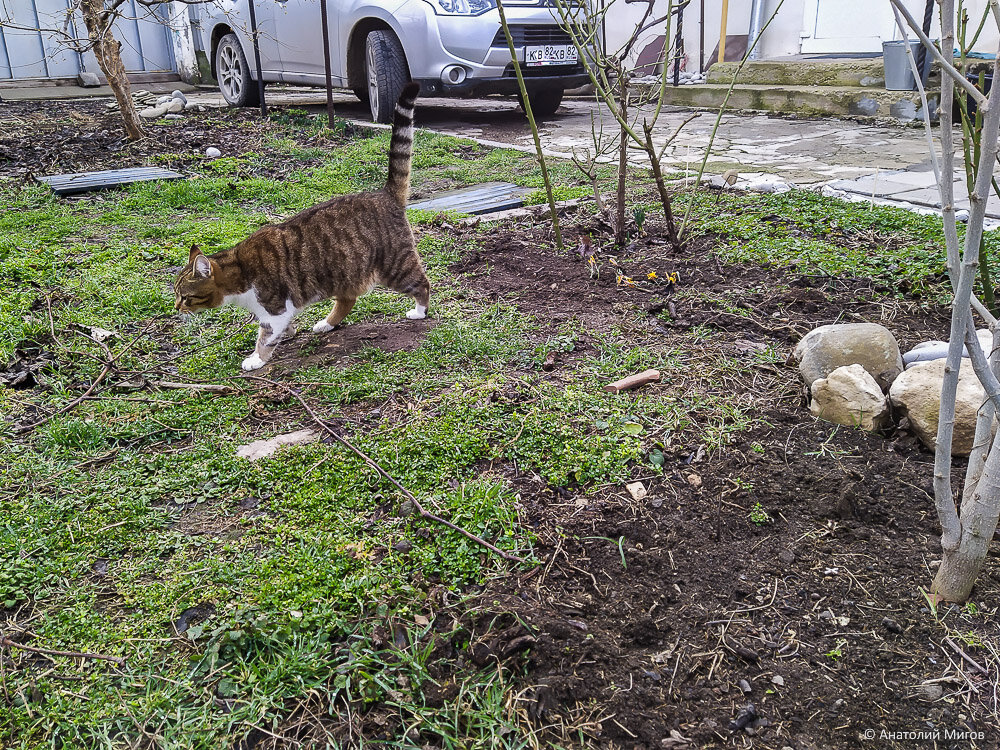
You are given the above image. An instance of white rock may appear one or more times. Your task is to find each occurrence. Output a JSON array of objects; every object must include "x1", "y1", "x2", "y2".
[
  {"x1": 171, "y1": 89, "x2": 188, "y2": 105},
  {"x1": 809, "y1": 364, "x2": 890, "y2": 431},
  {"x1": 139, "y1": 103, "x2": 170, "y2": 119},
  {"x1": 903, "y1": 330, "x2": 992, "y2": 368},
  {"x1": 626, "y1": 481, "x2": 647, "y2": 501},
  {"x1": 156, "y1": 94, "x2": 173, "y2": 106},
  {"x1": 236, "y1": 429, "x2": 320, "y2": 460},
  {"x1": 821, "y1": 185, "x2": 849, "y2": 199},
  {"x1": 890, "y1": 359, "x2": 991, "y2": 456},
  {"x1": 205, "y1": 147, "x2": 222, "y2": 158},
  {"x1": 164, "y1": 113, "x2": 185, "y2": 120},
  {"x1": 793, "y1": 323, "x2": 903, "y2": 391},
  {"x1": 955, "y1": 209, "x2": 970, "y2": 222},
  {"x1": 166, "y1": 98, "x2": 184, "y2": 113}
]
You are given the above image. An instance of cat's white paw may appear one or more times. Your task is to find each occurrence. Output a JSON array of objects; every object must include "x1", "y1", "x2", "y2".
[
  {"x1": 312, "y1": 320, "x2": 335, "y2": 333},
  {"x1": 242, "y1": 354, "x2": 267, "y2": 371},
  {"x1": 406, "y1": 305, "x2": 427, "y2": 320}
]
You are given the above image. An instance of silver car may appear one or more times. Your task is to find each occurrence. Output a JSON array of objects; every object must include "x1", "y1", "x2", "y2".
[{"x1": 197, "y1": 0, "x2": 590, "y2": 122}]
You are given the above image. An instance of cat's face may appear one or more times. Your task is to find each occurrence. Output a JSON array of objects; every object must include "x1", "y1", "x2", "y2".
[{"x1": 174, "y1": 246, "x2": 223, "y2": 313}]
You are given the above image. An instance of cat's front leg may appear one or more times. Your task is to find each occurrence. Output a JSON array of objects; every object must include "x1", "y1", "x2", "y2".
[
  {"x1": 242, "y1": 323, "x2": 276, "y2": 371},
  {"x1": 242, "y1": 302, "x2": 298, "y2": 370}
]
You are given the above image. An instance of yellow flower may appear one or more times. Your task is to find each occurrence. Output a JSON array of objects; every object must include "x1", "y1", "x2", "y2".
[{"x1": 647, "y1": 271, "x2": 657, "y2": 280}]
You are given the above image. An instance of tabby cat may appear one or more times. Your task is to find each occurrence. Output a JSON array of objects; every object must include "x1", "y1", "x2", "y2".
[{"x1": 174, "y1": 82, "x2": 429, "y2": 371}]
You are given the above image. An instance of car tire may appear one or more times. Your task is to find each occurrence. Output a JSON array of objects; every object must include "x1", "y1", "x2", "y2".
[
  {"x1": 520, "y1": 88, "x2": 564, "y2": 117},
  {"x1": 365, "y1": 29, "x2": 409, "y2": 124},
  {"x1": 216, "y1": 33, "x2": 260, "y2": 108}
]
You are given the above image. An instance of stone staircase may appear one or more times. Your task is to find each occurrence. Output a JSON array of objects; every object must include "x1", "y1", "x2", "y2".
[{"x1": 662, "y1": 57, "x2": 935, "y2": 119}]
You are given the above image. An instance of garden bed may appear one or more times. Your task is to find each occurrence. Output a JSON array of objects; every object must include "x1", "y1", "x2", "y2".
[{"x1": 1, "y1": 99, "x2": 997, "y2": 750}]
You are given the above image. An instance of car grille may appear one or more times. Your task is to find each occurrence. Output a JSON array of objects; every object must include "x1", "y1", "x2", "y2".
[
  {"x1": 491, "y1": 25, "x2": 577, "y2": 48},
  {"x1": 502, "y1": 62, "x2": 585, "y2": 78}
]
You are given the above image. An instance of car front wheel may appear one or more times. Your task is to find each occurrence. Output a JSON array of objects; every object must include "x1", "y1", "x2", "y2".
[
  {"x1": 365, "y1": 29, "x2": 408, "y2": 124},
  {"x1": 520, "y1": 88, "x2": 564, "y2": 117},
  {"x1": 216, "y1": 33, "x2": 260, "y2": 108}
]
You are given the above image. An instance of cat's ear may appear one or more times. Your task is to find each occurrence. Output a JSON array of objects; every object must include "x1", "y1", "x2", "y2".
[
  {"x1": 193, "y1": 253, "x2": 213, "y2": 279},
  {"x1": 188, "y1": 244, "x2": 203, "y2": 265}
]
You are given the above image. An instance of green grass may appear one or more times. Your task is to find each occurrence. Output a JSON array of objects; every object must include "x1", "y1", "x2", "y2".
[{"x1": 0, "y1": 109, "x2": 963, "y2": 747}]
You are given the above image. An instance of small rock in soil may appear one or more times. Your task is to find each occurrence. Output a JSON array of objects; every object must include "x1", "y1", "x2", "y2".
[
  {"x1": 205, "y1": 147, "x2": 222, "y2": 158},
  {"x1": 738, "y1": 679, "x2": 752, "y2": 693},
  {"x1": 729, "y1": 703, "x2": 757, "y2": 731},
  {"x1": 392, "y1": 539, "x2": 413, "y2": 553},
  {"x1": 919, "y1": 683, "x2": 944, "y2": 701},
  {"x1": 164, "y1": 114, "x2": 185, "y2": 121},
  {"x1": 778, "y1": 549, "x2": 795, "y2": 565},
  {"x1": 771, "y1": 674, "x2": 785, "y2": 686},
  {"x1": 626, "y1": 481, "x2": 647, "y2": 501},
  {"x1": 881, "y1": 616, "x2": 903, "y2": 633}
]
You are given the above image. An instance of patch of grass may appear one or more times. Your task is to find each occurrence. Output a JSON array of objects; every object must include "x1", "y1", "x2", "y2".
[{"x1": 677, "y1": 190, "x2": 960, "y2": 298}]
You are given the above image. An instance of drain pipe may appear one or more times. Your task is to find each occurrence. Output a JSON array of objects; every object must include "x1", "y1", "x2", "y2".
[
  {"x1": 748, "y1": 0, "x2": 765, "y2": 61},
  {"x1": 718, "y1": 0, "x2": 729, "y2": 64}
]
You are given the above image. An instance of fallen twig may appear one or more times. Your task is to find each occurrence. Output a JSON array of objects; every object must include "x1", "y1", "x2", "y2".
[
  {"x1": 152, "y1": 381, "x2": 235, "y2": 395},
  {"x1": 245, "y1": 377, "x2": 531, "y2": 564},
  {"x1": 945, "y1": 636, "x2": 989, "y2": 675},
  {"x1": 0, "y1": 634, "x2": 125, "y2": 666}
]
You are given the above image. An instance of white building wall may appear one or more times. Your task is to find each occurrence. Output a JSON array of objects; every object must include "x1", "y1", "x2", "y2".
[{"x1": 603, "y1": 0, "x2": 1000, "y2": 74}]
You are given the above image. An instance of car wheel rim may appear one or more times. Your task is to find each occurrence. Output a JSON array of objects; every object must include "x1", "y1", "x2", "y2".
[
  {"x1": 220, "y1": 44, "x2": 242, "y2": 101},
  {"x1": 367, "y1": 43, "x2": 379, "y2": 118}
]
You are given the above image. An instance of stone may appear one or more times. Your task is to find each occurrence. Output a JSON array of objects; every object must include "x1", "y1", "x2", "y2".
[
  {"x1": 139, "y1": 104, "x2": 170, "y2": 119},
  {"x1": 793, "y1": 323, "x2": 903, "y2": 391},
  {"x1": 809, "y1": 364, "x2": 890, "y2": 431},
  {"x1": 902, "y1": 329, "x2": 992, "y2": 368},
  {"x1": 205, "y1": 147, "x2": 222, "y2": 158},
  {"x1": 626, "y1": 481, "x2": 647, "y2": 501},
  {"x1": 236, "y1": 429, "x2": 319, "y2": 460},
  {"x1": 166, "y1": 98, "x2": 185, "y2": 113},
  {"x1": 156, "y1": 94, "x2": 173, "y2": 106},
  {"x1": 889, "y1": 358, "x2": 991, "y2": 456},
  {"x1": 77, "y1": 71, "x2": 100, "y2": 87},
  {"x1": 171, "y1": 90, "x2": 188, "y2": 105},
  {"x1": 164, "y1": 114, "x2": 185, "y2": 120}
]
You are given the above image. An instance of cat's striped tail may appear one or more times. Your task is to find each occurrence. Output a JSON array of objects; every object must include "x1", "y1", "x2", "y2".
[{"x1": 384, "y1": 82, "x2": 420, "y2": 206}]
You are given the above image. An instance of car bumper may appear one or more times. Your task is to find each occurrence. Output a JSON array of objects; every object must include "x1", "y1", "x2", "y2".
[
  {"x1": 399, "y1": 1, "x2": 593, "y2": 94},
  {"x1": 415, "y1": 71, "x2": 590, "y2": 97}
]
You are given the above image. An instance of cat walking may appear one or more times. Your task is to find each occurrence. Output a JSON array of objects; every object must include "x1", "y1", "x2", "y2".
[{"x1": 173, "y1": 82, "x2": 429, "y2": 371}]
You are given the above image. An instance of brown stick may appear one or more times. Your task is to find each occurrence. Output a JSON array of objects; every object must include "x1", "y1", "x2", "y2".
[
  {"x1": 604, "y1": 369, "x2": 661, "y2": 394},
  {"x1": 152, "y1": 381, "x2": 235, "y2": 395},
  {"x1": 245, "y1": 377, "x2": 530, "y2": 564},
  {"x1": 13, "y1": 362, "x2": 112, "y2": 434},
  {"x1": 1, "y1": 635, "x2": 125, "y2": 666}
]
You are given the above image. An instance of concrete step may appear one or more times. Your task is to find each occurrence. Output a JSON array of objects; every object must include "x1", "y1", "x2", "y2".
[
  {"x1": 707, "y1": 59, "x2": 887, "y2": 88},
  {"x1": 662, "y1": 83, "x2": 934, "y2": 120}
]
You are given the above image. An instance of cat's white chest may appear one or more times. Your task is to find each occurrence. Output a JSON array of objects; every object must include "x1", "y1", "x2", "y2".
[{"x1": 224, "y1": 287, "x2": 297, "y2": 331}]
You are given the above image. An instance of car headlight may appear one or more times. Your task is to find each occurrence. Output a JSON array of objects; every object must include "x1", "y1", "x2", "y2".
[{"x1": 425, "y1": 0, "x2": 496, "y2": 15}]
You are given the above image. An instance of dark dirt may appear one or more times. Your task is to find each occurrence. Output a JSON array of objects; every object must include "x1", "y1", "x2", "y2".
[{"x1": 433, "y1": 218, "x2": 998, "y2": 750}]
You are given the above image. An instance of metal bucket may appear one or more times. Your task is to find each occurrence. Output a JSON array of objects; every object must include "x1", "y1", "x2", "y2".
[{"x1": 883, "y1": 40, "x2": 931, "y2": 91}]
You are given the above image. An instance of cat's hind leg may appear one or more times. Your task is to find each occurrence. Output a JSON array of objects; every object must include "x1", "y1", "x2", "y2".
[
  {"x1": 312, "y1": 297, "x2": 357, "y2": 333},
  {"x1": 383, "y1": 254, "x2": 430, "y2": 320}
]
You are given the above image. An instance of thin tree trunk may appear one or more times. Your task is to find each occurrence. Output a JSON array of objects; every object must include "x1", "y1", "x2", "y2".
[
  {"x1": 80, "y1": 0, "x2": 145, "y2": 141},
  {"x1": 644, "y1": 124, "x2": 679, "y2": 248},
  {"x1": 616, "y1": 72, "x2": 628, "y2": 250}
]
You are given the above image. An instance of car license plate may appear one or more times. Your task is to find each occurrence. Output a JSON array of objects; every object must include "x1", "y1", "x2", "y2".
[{"x1": 525, "y1": 44, "x2": 577, "y2": 66}]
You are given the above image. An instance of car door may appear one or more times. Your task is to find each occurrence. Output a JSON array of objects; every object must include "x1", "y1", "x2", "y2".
[{"x1": 271, "y1": 0, "x2": 344, "y2": 84}]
